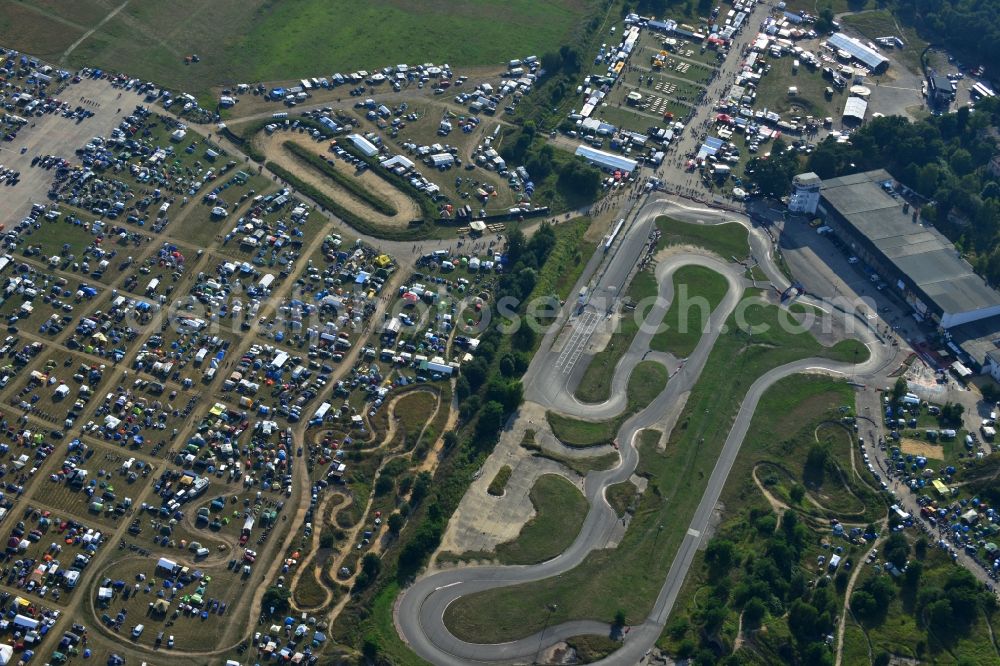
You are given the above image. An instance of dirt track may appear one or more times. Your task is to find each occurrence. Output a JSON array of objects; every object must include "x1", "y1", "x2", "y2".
[{"x1": 256, "y1": 132, "x2": 421, "y2": 225}]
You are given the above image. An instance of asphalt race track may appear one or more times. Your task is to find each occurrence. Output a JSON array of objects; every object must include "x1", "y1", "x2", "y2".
[{"x1": 395, "y1": 196, "x2": 894, "y2": 664}]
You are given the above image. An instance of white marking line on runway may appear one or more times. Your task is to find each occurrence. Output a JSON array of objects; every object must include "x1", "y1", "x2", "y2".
[
  {"x1": 687, "y1": 528, "x2": 700, "y2": 538},
  {"x1": 435, "y1": 581, "x2": 462, "y2": 591},
  {"x1": 554, "y1": 311, "x2": 600, "y2": 375}
]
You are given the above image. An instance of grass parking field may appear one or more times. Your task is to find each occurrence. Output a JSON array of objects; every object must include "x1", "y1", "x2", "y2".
[
  {"x1": 753, "y1": 54, "x2": 846, "y2": 119},
  {"x1": 88, "y1": 555, "x2": 243, "y2": 652},
  {"x1": 18, "y1": 211, "x2": 102, "y2": 259},
  {"x1": 167, "y1": 171, "x2": 272, "y2": 249}
]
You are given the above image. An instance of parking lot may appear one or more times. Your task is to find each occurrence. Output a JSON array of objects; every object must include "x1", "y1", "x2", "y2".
[{"x1": 1, "y1": 77, "x2": 133, "y2": 227}]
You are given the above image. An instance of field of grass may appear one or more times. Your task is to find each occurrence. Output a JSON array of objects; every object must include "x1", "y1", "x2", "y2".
[
  {"x1": 575, "y1": 270, "x2": 658, "y2": 403},
  {"x1": 6, "y1": 0, "x2": 596, "y2": 95},
  {"x1": 650, "y1": 265, "x2": 728, "y2": 357},
  {"x1": 360, "y1": 582, "x2": 433, "y2": 666},
  {"x1": 754, "y1": 54, "x2": 846, "y2": 119},
  {"x1": 551, "y1": 360, "x2": 668, "y2": 447},
  {"x1": 841, "y1": 10, "x2": 928, "y2": 75},
  {"x1": 851, "y1": 544, "x2": 1000, "y2": 664},
  {"x1": 0, "y1": 3, "x2": 84, "y2": 61},
  {"x1": 547, "y1": 218, "x2": 597, "y2": 301},
  {"x1": 492, "y1": 475, "x2": 588, "y2": 564},
  {"x1": 547, "y1": 411, "x2": 617, "y2": 448},
  {"x1": 443, "y1": 301, "x2": 868, "y2": 642},
  {"x1": 655, "y1": 216, "x2": 749, "y2": 260},
  {"x1": 294, "y1": 571, "x2": 330, "y2": 608}
]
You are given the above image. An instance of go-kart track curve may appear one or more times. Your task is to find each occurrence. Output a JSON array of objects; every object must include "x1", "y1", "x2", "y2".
[{"x1": 396, "y1": 197, "x2": 894, "y2": 665}]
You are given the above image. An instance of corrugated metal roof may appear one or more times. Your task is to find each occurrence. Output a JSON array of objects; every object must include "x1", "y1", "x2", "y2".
[
  {"x1": 828, "y1": 33, "x2": 889, "y2": 71},
  {"x1": 820, "y1": 170, "x2": 1000, "y2": 319}
]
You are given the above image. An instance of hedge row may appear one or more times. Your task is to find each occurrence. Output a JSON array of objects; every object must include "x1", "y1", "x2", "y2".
[
  {"x1": 283, "y1": 141, "x2": 398, "y2": 217},
  {"x1": 265, "y1": 161, "x2": 432, "y2": 242}
]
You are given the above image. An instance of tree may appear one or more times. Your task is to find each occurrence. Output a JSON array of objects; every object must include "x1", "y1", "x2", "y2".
[
  {"x1": 387, "y1": 512, "x2": 404, "y2": 535},
  {"x1": 361, "y1": 634, "x2": 380, "y2": 661},
  {"x1": 744, "y1": 597, "x2": 766, "y2": 627},
  {"x1": 443, "y1": 431, "x2": 458, "y2": 449},
  {"x1": 802, "y1": 641, "x2": 834, "y2": 666},
  {"x1": 463, "y1": 358, "x2": 489, "y2": 392},
  {"x1": 927, "y1": 598, "x2": 954, "y2": 630},
  {"x1": 613, "y1": 609, "x2": 627, "y2": 628},
  {"x1": 676, "y1": 639, "x2": 696, "y2": 658},
  {"x1": 498, "y1": 355, "x2": 516, "y2": 378},
  {"x1": 454, "y1": 376, "x2": 471, "y2": 401},
  {"x1": 865, "y1": 575, "x2": 896, "y2": 608},
  {"x1": 904, "y1": 560, "x2": 923, "y2": 588},
  {"x1": 804, "y1": 444, "x2": 828, "y2": 486},
  {"x1": 557, "y1": 159, "x2": 602, "y2": 201},
  {"x1": 788, "y1": 600, "x2": 820, "y2": 641},
  {"x1": 706, "y1": 538, "x2": 737, "y2": 574},
  {"x1": 475, "y1": 400, "x2": 506, "y2": 443},
  {"x1": 940, "y1": 402, "x2": 965, "y2": 427},
  {"x1": 891, "y1": 377, "x2": 908, "y2": 402},
  {"x1": 262, "y1": 586, "x2": 290, "y2": 615},
  {"x1": 790, "y1": 483, "x2": 806, "y2": 504},
  {"x1": 747, "y1": 140, "x2": 800, "y2": 198},
  {"x1": 884, "y1": 533, "x2": 910, "y2": 570},
  {"x1": 409, "y1": 471, "x2": 432, "y2": 506},
  {"x1": 374, "y1": 474, "x2": 394, "y2": 496},
  {"x1": 702, "y1": 604, "x2": 727, "y2": 633},
  {"x1": 355, "y1": 553, "x2": 382, "y2": 590},
  {"x1": 850, "y1": 590, "x2": 878, "y2": 622},
  {"x1": 814, "y1": 7, "x2": 835, "y2": 33}
]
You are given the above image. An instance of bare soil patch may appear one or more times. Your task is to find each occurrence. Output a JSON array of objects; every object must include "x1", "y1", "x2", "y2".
[
  {"x1": 900, "y1": 437, "x2": 944, "y2": 459},
  {"x1": 256, "y1": 132, "x2": 421, "y2": 226}
]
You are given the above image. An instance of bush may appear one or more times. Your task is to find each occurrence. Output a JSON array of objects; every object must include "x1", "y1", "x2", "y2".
[
  {"x1": 487, "y1": 465, "x2": 513, "y2": 496},
  {"x1": 262, "y1": 586, "x2": 290, "y2": 615}
]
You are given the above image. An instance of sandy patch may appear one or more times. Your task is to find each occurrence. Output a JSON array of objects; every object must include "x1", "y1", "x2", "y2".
[
  {"x1": 257, "y1": 132, "x2": 421, "y2": 225},
  {"x1": 900, "y1": 437, "x2": 944, "y2": 459}
]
